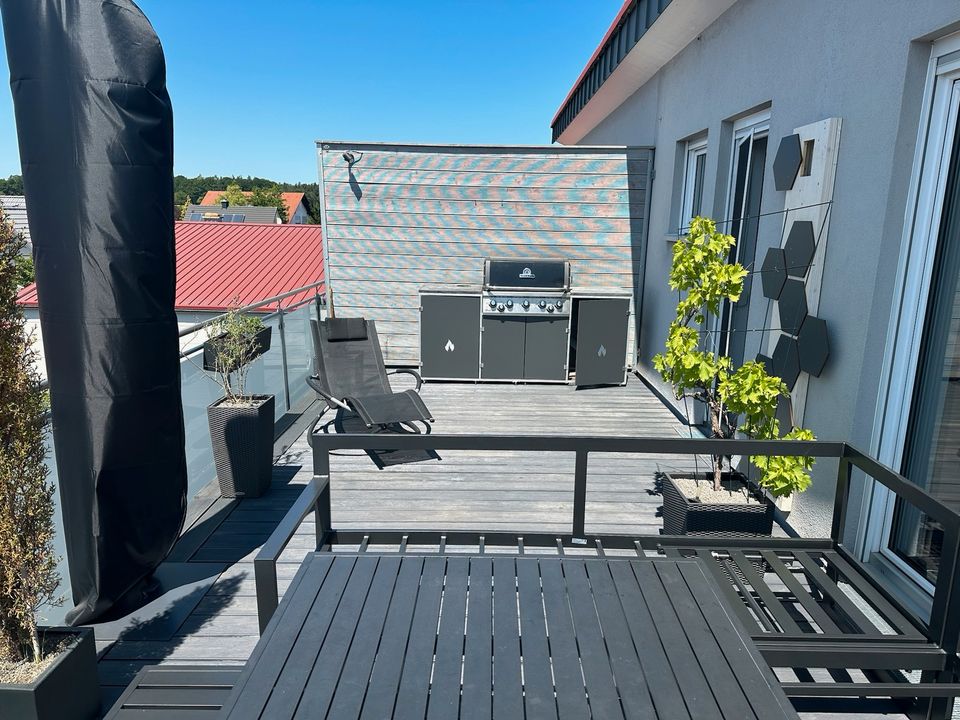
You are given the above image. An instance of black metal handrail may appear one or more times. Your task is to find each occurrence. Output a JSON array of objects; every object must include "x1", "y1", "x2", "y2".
[{"x1": 254, "y1": 432, "x2": 960, "y2": 664}]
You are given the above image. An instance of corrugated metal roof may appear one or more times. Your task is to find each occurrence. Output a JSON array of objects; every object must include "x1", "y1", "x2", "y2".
[
  {"x1": 0, "y1": 195, "x2": 31, "y2": 249},
  {"x1": 184, "y1": 204, "x2": 279, "y2": 224},
  {"x1": 550, "y1": 0, "x2": 672, "y2": 142},
  {"x1": 200, "y1": 190, "x2": 306, "y2": 223},
  {"x1": 17, "y1": 221, "x2": 324, "y2": 312}
]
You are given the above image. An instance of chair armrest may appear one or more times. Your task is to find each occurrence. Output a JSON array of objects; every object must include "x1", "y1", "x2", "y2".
[
  {"x1": 306, "y1": 375, "x2": 350, "y2": 411},
  {"x1": 388, "y1": 367, "x2": 423, "y2": 392}
]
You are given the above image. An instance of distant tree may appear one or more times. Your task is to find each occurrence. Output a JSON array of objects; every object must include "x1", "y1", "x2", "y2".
[
  {"x1": 220, "y1": 183, "x2": 248, "y2": 207},
  {"x1": 176, "y1": 196, "x2": 192, "y2": 221},
  {"x1": 0, "y1": 175, "x2": 24, "y2": 195},
  {"x1": 14, "y1": 254, "x2": 33, "y2": 288},
  {"x1": 249, "y1": 185, "x2": 288, "y2": 222},
  {"x1": 171, "y1": 175, "x2": 321, "y2": 225}
]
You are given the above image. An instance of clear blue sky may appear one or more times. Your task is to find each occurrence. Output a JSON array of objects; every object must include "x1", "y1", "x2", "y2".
[{"x1": 0, "y1": 0, "x2": 621, "y2": 184}]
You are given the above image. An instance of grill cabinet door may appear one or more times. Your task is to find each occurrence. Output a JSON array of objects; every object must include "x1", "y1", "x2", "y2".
[
  {"x1": 481, "y1": 317, "x2": 525, "y2": 379},
  {"x1": 575, "y1": 298, "x2": 629, "y2": 386},
  {"x1": 420, "y1": 294, "x2": 480, "y2": 379},
  {"x1": 523, "y1": 317, "x2": 568, "y2": 381}
]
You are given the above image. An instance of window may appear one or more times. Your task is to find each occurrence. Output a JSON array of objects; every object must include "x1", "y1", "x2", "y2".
[
  {"x1": 717, "y1": 111, "x2": 769, "y2": 366},
  {"x1": 679, "y1": 138, "x2": 708, "y2": 232}
]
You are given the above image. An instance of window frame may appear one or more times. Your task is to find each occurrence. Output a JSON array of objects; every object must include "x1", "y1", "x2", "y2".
[{"x1": 679, "y1": 137, "x2": 708, "y2": 234}]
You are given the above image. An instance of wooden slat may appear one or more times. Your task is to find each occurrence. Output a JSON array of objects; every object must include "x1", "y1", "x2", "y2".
[
  {"x1": 630, "y1": 560, "x2": 722, "y2": 718},
  {"x1": 359, "y1": 557, "x2": 424, "y2": 720},
  {"x1": 561, "y1": 560, "x2": 625, "y2": 720},
  {"x1": 322, "y1": 166, "x2": 647, "y2": 189},
  {"x1": 654, "y1": 562, "x2": 758, "y2": 719},
  {"x1": 426, "y1": 557, "x2": 469, "y2": 720},
  {"x1": 325, "y1": 197, "x2": 637, "y2": 219},
  {"x1": 326, "y1": 556, "x2": 402, "y2": 717},
  {"x1": 693, "y1": 548, "x2": 761, "y2": 632},
  {"x1": 515, "y1": 559, "x2": 558, "y2": 720},
  {"x1": 322, "y1": 149, "x2": 645, "y2": 174},
  {"x1": 292, "y1": 557, "x2": 381, "y2": 718},
  {"x1": 393, "y1": 557, "x2": 446, "y2": 720},
  {"x1": 326, "y1": 209, "x2": 633, "y2": 233},
  {"x1": 537, "y1": 560, "x2": 590, "y2": 720},
  {"x1": 125, "y1": 687, "x2": 232, "y2": 708},
  {"x1": 677, "y1": 561, "x2": 800, "y2": 720},
  {"x1": 461, "y1": 557, "x2": 493, "y2": 720},
  {"x1": 492, "y1": 558, "x2": 524, "y2": 720},
  {"x1": 583, "y1": 560, "x2": 656, "y2": 719},
  {"x1": 324, "y1": 181, "x2": 635, "y2": 204}
]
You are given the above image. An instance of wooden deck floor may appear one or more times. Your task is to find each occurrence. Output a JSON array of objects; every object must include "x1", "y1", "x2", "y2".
[{"x1": 91, "y1": 378, "x2": 906, "y2": 719}]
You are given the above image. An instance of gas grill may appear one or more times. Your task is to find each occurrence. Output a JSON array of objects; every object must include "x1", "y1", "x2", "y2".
[{"x1": 482, "y1": 258, "x2": 571, "y2": 318}]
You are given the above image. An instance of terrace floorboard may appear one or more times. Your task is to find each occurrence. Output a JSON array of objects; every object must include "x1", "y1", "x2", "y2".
[{"x1": 91, "y1": 377, "x2": 906, "y2": 719}]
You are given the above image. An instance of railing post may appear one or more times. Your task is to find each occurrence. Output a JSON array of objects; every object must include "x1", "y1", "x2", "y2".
[
  {"x1": 831, "y1": 448, "x2": 853, "y2": 544},
  {"x1": 277, "y1": 307, "x2": 291, "y2": 411},
  {"x1": 573, "y1": 450, "x2": 588, "y2": 539}
]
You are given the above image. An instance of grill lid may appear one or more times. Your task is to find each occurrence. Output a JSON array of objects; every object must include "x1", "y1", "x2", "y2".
[{"x1": 484, "y1": 259, "x2": 570, "y2": 290}]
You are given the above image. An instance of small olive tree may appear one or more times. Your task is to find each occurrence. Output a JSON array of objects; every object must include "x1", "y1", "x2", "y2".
[
  {"x1": 0, "y1": 208, "x2": 60, "y2": 663},
  {"x1": 208, "y1": 307, "x2": 266, "y2": 404},
  {"x1": 653, "y1": 216, "x2": 815, "y2": 496}
]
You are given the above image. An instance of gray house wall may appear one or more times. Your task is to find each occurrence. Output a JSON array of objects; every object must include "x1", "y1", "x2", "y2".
[
  {"x1": 575, "y1": 0, "x2": 960, "y2": 535},
  {"x1": 316, "y1": 142, "x2": 652, "y2": 366}
]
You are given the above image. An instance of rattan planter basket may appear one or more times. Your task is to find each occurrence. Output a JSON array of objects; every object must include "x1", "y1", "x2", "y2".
[
  {"x1": 207, "y1": 394, "x2": 274, "y2": 498},
  {"x1": 660, "y1": 471, "x2": 775, "y2": 537}
]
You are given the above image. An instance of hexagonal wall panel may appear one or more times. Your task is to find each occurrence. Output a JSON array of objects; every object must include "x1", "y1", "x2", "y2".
[
  {"x1": 760, "y1": 248, "x2": 787, "y2": 300},
  {"x1": 772, "y1": 334, "x2": 801, "y2": 390},
  {"x1": 773, "y1": 133, "x2": 803, "y2": 191},
  {"x1": 756, "y1": 353, "x2": 773, "y2": 371},
  {"x1": 784, "y1": 220, "x2": 816, "y2": 278},
  {"x1": 778, "y1": 279, "x2": 808, "y2": 335},
  {"x1": 797, "y1": 315, "x2": 829, "y2": 376}
]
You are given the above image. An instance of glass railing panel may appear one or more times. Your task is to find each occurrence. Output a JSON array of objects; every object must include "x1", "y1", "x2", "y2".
[
  {"x1": 283, "y1": 301, "x2": 318, "y2": 410},
  {"x1": 179, "y1": 348, "x2": 223, "y2": 501},
  {"x1": 243, "y1": 314, "x2": 287, "y2": 421}
]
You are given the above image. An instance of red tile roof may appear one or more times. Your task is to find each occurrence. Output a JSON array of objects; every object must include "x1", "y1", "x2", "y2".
[
  {"x1": 200, "y1": 190, "x2": 306, "y2": 222},
  {"x1": 17, "y1": 221, "x2": 324, "y2": 312}
]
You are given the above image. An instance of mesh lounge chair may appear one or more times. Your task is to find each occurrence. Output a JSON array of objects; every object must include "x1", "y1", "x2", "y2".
[{"x1": 307, "y1": 318, "x2": 438, "y2": 468}]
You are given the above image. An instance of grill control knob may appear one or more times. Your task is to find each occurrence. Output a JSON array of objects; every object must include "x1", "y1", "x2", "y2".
[
  {"x1": 497, "y1": 303, "x2": 505, "y2": 312},
  {"x1": 538, "y1": 300, "x2": 547, "y2": 309},
  {"x1": 547, "y1": 305, "x2": 555, "y2": 313},
  {"x1": 489, "y1": 299, "x2": 497, "y2": 308},
  {"x1": 521, "y1": 300, "x2": 530, "y2": 309},
  {"x1": 506, "y1": 300, "x2": 513, "y2": 309},
  {"x1": 555, "y1": 300, "x2": 564, "y2": 309}
]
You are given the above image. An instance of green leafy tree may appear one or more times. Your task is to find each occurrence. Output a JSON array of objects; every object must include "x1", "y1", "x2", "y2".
[
  {"x1": 14, "y1": 254, "x2": 33, "y2": 288},
  {"x1": 177, "y1": 195, "x2": 191, "y2": 221},
  {"x1": 219, "y1": 183, "x2": 248, "y2": 208},
  {"x1": 0, "y1": 208, "x2": 60, "y2": 664},
  {"x1": 653, "y1": 216, "x2": 815, "y2": 496},
  {"x1": 208, "y1": 306, "x2": 267, "y2": 404},
  {"x1": 249, "y1": 185, "x2": 288, "y2": 223}
]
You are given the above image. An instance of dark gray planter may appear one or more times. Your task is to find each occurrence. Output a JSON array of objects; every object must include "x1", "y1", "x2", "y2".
[
  {"x1": 202, "y1": 325, "x2": 272, "y2": 373},
  {"x1": 207, "y1": 394, "x2": 275, "y2": 498},
  {"x1": 0, "y1": 627, "x2": 99, "y2": 720},
  {"x1": 661, "y1": 471, "x2": 774, "y2": 537}
]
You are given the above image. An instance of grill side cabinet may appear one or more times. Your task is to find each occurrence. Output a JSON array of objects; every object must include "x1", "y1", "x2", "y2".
[
  {"x1": 574, "y1": 297, "x2": 630, "y2": 386},
  {"x1": 420, "y1": 293, "x2": 481, "y2": 379}
]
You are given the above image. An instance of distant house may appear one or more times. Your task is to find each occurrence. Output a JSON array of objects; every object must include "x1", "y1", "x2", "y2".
[
  {"x1": 200, "y1": 190, "x2": 311, "y2": 224},
  {"x1": 183, "y1": 203, "x2": 279, "y2": 224},
  {"x1": 0, "y1": 195, "x2": 31, "y2": 255},
  {"x1": 17, "y1": 221, "x2": 325, "y2": 377}
]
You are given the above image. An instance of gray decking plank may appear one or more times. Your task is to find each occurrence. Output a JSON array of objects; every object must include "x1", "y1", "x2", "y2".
[{"x1": 461, "y1": 557, "x2": 493, "y2": 720}]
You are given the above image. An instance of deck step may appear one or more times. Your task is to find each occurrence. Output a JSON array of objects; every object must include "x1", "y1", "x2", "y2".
[{"x1": 104, "y1": 665, "x2": 242, "y2": 719}]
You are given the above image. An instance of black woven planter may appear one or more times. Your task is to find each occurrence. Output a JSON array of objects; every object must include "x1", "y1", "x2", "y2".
[
  {"x1": 207, "y1": 394, "x2": 275, "y2": 498},
  {"x1": 661, "y1": 472, "x2": 774, "y2": 537},
  {"x1": 0, "y1": 627, "x2": 99, "y2": 720}
]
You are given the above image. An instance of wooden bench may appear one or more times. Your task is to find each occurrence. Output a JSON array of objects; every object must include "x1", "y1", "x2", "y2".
[{"x1": 103, "y1": 665, "x2": 241, "y2": 719}]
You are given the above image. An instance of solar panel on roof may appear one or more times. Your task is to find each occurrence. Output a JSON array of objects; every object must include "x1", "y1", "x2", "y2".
[{"x1": 188, "y1": 212, "x2": 202, "y2": 221}]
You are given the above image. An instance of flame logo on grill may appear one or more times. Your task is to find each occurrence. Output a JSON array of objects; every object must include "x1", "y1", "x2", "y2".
[
  {"x1": 444, "y1": 339, "x2": 455, "y2": 352},
  {"x1": 597, "y1": 345, "x2": 607, "y2": 358}
]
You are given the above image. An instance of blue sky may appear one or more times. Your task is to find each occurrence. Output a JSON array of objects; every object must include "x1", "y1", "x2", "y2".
[{"x1": 0, "y1": 1, "x2": 621, "y2": 183}]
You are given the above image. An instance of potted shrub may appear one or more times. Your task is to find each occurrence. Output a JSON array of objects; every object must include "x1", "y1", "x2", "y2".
[
  {"x1": 0, "y1": 210, "x2": 99, "y2": 720},
  {"x1": 205, "y1": 308, "x2": 275, "y2": 498},
  {"x1": 653, "y1": 217, "x2": 815, "y2": 536}
]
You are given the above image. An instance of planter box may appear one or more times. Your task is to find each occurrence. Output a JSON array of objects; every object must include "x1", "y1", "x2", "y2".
[
  {"x1": 0, "y1": 627, "x2": 98, "y2": 720},
  {"x1": 202, "y1": 325, "x2": 272, "y2": 373},
  {"x1": 207, "y1": 394, "x2": 275, "y2": 498},
  {"x1": 661, "y1": 472, "x2": 775, "y2": 537}
]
